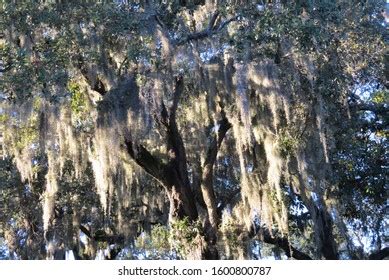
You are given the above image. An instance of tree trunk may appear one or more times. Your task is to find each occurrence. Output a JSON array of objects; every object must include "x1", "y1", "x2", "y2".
[{"x1": 124, "y1": 76, "x2": 230, "y2": 259}]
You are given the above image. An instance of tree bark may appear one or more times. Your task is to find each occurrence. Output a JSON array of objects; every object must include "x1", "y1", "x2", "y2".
[
  {"x1": 201, "y1": 117, "x2": 231, "y2": 234},
  {"x1": 314, "y1": 207, "x2": 339, "y2": 260},
  {"x1": 251, "y1": 226, "x2": 312, "y2": 260},
  {"x1": 368, "y1": 247, "x2": 389, "y2": 260},
  {"x1": 124, "y1": 76, "x2": 232, "y2": 259}
]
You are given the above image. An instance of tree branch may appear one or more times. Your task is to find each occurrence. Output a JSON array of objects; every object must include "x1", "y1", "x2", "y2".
[
  {"x1": 76, "y1": 54, "x2": 108, "y2": 96},
  {"x1": 79, "y1": 224, "x2": 92, "y2": 239},
  {"x1": 124, "y1": 139, "x2": 168, "y2": 185},
  {"x1": 255, "y1": 227, "x2": 312, "y2": 260},
  {"x1": 79, "y1": 225, "x2": 124, "y2": 244},
  {"x1": 204, "y1": 117, "x2": 232, "y2": 166},
  {"x1": 169, "y1": 75, "x2": 184, "y2": 123},
  {"x1": 368, "y1": 247, "x2": 389, "y2": 260},
  {"x1": 216, "y1": 15, "x2": 240, "y2": 32},
  {"x1": 158, "y1": 76, "x2": 190, "y2": 188},
  {"x1": 158, "y1": 75, "x2": 184, "y2": 128},
  {"x1": 175, "y1": 12, "x2": 240, "y2": 46},
  {"x1": 351, "y1": 102, "x2": 389, "y2": 115},
  {"x1": 201, "y1": 116, "x2": 231, "y2": 232},
  {"x1": 359, "y1": 119, "x2": 389, "y2": 132},
  {"x1": 209, "y1": 11, "x2": 220, "y2": 31}
]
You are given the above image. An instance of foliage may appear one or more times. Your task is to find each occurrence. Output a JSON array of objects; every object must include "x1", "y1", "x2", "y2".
[
  {"x1": 277, "y1": 130, "x2": 300, "y2": 158},
  {"x1": 14, "y1": 116, "x2": 39, "y2": 151},
  {"x1": 170, "y1": 217, "x2": 204, "y2": 258},
  {"x1": 0, "y1": 0, "x2": 387, "y2": 260}
]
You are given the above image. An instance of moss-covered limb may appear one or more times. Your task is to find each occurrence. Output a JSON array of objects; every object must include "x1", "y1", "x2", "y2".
[
  {"x1": 253, "y1": 227, "x2": 312, "y2": 260},
  {"x1": 79, "y1": 225, "x2": 124, "y2": 244},
  {"x1": 368, "y1": 247, "x2": 389, "y2": 260},
  {"x1": 311, "y1": 207, "x2": 339, "y2": 260},
  {"x1": 74, "y1": 54, "x2": 111, "y2": 96},
  {"x1": 0, "y1": 1, "x2": 386, "y2": 260},
  {"x1": 168, "y1": 75, "x2": 184, "y2": 123},
  {"x1": 124, "y1": 139, "x2": 168, "y2": 186},
  {"x1": 174, "y1": 11, "x2": 241, "y2": 46},
  {"x1": 350, "y1": 102, "x2": 389, "y2": 116},
  {"x1": 201, "y1": 116, "x2": 232, "y2": 232},
  {"x1": 76, "y1": 224, "x2": 123, "y2": 260},
  {"x1": 161, "y1": 76, "x2": 191, "y2": 187},
  {"x1": 140, "y1": 75, "x2": 200, "y2": 223},
  {"x1": 125, "y1": 125, "x2": 199, "y2": 223}
]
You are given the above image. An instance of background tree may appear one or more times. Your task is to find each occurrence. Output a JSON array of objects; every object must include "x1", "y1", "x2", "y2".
[{"x1": 0, "y1": 0, "x2": 387, "y2": 260}]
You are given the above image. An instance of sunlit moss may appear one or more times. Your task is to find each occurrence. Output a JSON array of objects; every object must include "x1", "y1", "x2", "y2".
[
  {"x1": 371, "y1": 90, "x2": 388, "y2": 104},
  {"x1": 0, "y1": 114, "x2": 9, "y2": 123},
  {"x1": 0, "y1": 1, "x2": 383, "y2": 260},
  {"x1": 135, "y1": 74, "x2": 146, "y2": 88}
]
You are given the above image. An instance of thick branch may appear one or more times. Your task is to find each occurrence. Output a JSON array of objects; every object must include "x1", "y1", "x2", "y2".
[
  {"x1": 159, "y1": 76, "x2": 191, "y2": 188},
  {"x1": 169, "y1": 75, "x2": 184, "y2": 122},
  {"x1": 79, "y1": 225, "x2": 92, "y2": 239},
  {"x1": 217, "y1": 15, "x2": 240, "y2": 32},
  {"x1": 159, "y1": 75, "x2": 184, "y2": 127},
  {"x1": 348, "y1": 92, "x2": 388, "y2": 116},
  {"x1": 175, "y1": 13, "x2": 240, "y2": 46},
  {"x1": 124, "y1": 139, "x2": 167, "y2": 184},
  {"x1": 201, "y1": 116, "x2": 232, "y2": 232},
  {"x1": 79, "y1": 225, "x2": 124, "y2": 244},
  {"x1": 76, "y1": 54, "x2": 108, "y2": 96},
  {"x1": 368, "y1": 247, "x2": 389, "y2": 260},
  {"x1": 351, "y1": 102, "x2": 389, "y2": 115},
  {"x1": 255, "y1": 228, "x2": 312, "y2": 260},
  {"x1": 359, "y1": 119, "x2": 389, "y2": 132},
  {"x1": 204, "y1": 117, "x2": 232, "y2": 167},
  {"x1": 208, "y1": 11, "x2": 220, "y2": 30}
]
